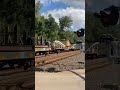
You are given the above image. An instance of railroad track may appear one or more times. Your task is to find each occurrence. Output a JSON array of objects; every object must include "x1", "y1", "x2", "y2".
[
  {"x1": 35, "y1": 51, "x2": 80, "y2": 67},
  {"x1": 0, "y1": 68, "x2": 34, "y2": 76},
  {"x1": 86, "y1": 57, "x2": 112, "y2": 72},
  {"x1": 0, "y1": 69, "x2": 34, "y2": 90}
]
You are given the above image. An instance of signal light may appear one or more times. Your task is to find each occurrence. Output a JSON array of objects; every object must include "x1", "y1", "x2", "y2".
[
  {"x1": 100, "y1": 11, "x2": 110, "y2": 27},
  {"x1": 94, "y1": 5, "x2": 119, "y2": 27},
  {"x1": 77, "y1": 31, "x2": 80, "y2": 37},
  {"x1": 77, "y1": 28, "x2": 84, "y2": 37}
]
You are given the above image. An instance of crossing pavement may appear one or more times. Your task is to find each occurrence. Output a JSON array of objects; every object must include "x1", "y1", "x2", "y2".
[
  {"x1": 35, "y1": 69, "x2": 85, "y2": 90},
  {"x1": 86, "y1": 59, "x2": 120, "y2": 90}
]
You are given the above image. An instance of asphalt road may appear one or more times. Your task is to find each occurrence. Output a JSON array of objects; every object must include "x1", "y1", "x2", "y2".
[
  {"x1": 35, "y1": 52, "x2": 85, "y2": 90},
  {"x1": 35, "y1": 69, "x2": 85, "y2": 90},
  {"x1": 86, "y1": 59, "x2": 120, "y2": 90}
]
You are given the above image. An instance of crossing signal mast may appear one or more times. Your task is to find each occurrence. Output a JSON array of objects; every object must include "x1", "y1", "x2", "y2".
[
  {"x1": 76, "y1": 28, "x2": 85, "y2": 52},
  {"x1": 94, "y1": 5, "x2": 120, "y2": 27},
  {"x1": 94, "y1": 5, "x2": 120, "y2": 64}
]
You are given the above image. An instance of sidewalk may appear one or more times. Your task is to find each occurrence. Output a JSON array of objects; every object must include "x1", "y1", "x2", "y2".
[{"x1": 35, "y1": 69, "x2": 85, "y2": 90}]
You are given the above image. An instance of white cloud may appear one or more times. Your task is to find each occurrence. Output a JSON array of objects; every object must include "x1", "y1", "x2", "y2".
[
  {"x1": 35, "y1": 0, "x2": 85, "y2": 30},
  {"x1": 42, "y1": 7, "x2": 85, "y2": 30},
  {"x1": 60, "y1": 0, "x2": 85, "y2": 9},
  {"x1": 36, "y1": 0, "x2": 85, "y2": 9}
]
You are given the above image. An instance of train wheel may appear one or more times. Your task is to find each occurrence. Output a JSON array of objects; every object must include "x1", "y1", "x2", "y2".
[
  {"x1": 27, "y1": 60, "x2": 34, "y2": 68},
  {"x1": 57, "y1": 50, "x2": 61, "y2": 53},
  {"x1": 93, "y1": 54, "x2": 97, "y2": 59},
  {"x1": 24, "y1": 62, "x2": 29, "y2": 70},
  {"x1": 8, "y1": 62, "x2": 15, "y2": 69},
  {"x1": 45, "y1": 52, "x2": 49, "y2": 56},
  {"x1": 39, "y1": 52, "x2": 43, "y2": 55},
  {"x1": 30, "y1": 60, "x2": 35, "y2": 67},
  {"x1": 36, "y1": 52, "x2": 39, "y2": 56},
  {"x1": 18, "y1": 62, "x2": 24, "y2": 68},
  {"x1": 0, "y1": 63, "x2": 4, "y2": 69}
]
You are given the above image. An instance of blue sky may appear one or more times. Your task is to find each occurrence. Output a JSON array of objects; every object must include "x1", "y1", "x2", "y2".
[
  {"x1": 35, "y1": 0, "x2": 85, "y2": 31},
  {"x1": 40, "y1": 1, "x2": 70, "y2": 14}
]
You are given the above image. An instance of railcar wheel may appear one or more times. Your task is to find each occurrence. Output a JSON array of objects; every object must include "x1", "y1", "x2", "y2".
[
  {"x1": 35, "y1": 52, "x2": 39, "y2": 56},
  {"x1": 18, "y1": 61, "x2": 24, "y2": 68},
  {"x1": 45, "y1": 52, "x2": 49, "y2": 56},
  {"x1": 24, "y1": 62, "x2": 29, "y2": 70},
  {"x1": 58, "y1": 50, "x2": 61, "y2": 53},
  {"x1": 93, "y1": 54, "x2": 97, "y2": 59},
  {"x1": 8, "y1": 62, "x2": 15, "y2": 69},
  {"x1": 30, "y1": 60, "x2": 35, "y2": 67},
  {"x1": 55, "y1": 50, "x2": 58, "y2": 54},
  {"x1": 0, "y1": 63, "x2": 4, "y2": 69}
]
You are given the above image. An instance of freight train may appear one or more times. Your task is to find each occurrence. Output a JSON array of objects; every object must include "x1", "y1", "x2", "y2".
[
  {"x1": 0, "y1": 46, "x2": 34, "y2": 69},
  {"x1": 70, "y1": 42, "x2": 85, "y2": 51},
  {"x1": 0, "y1": 31, "x2": 34, "y2": 69},
  {"x1": 35, "y1": 40, "x2": 68, "y2": 55},
  {"x1": 35, "y1": 36, "x2": 82, "y2": 56}
]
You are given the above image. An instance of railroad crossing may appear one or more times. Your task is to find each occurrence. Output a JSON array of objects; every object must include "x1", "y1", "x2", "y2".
[
  {"x1": 35, "y1": 51, "x2": 85, "y2": 90},
  {"x1": 86, "y1": 37, "x2": 120, "y2": 90},
  {"x1": 35, "y1": 69, "x2": 85, "y2": 90},
  {"x1": 0, "y1": 69, "x2": 34, "y2": 90},
  {"x1": 86, "y1": 59, "x2": 120, "y2": 90}
]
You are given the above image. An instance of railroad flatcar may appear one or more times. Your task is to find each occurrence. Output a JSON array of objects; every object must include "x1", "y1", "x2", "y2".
[
  {"x1": 35, "y1": 36, "x2": 80, "y2": 55},
  {"x1": 0, "y1": 46, "x2": 34, "y2": 69},
  {"x1": 35, "y1": 45, "x2": 51, "y2": 55},
  {"x1": 51, "y1": 40, "x2": 66, "y2": 52},
  {"x1": 70, "y1": 44, "x2": 79, "y2": 50},
  {"x1": 35, "y1": 36, "x2": 72, "y2": 54},
  {"x1": 0, "y1": 30, "x2": 34, "y2": 69},
  {"x1": 35, "y1": 40, "x2": 66, "y2": 55},
  {"x1": 70, "y1": 42, "x2": 85, "y2": 51}
]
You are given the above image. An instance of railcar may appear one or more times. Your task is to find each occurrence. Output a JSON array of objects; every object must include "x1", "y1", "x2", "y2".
[
  {"x1": 35, "y1": 36, "x2": 82, "y2": 56},
  {"x1": 51, "y1": 40, "x2": 66, "y2": 52},
  {"x1": 0, "y1": 31, "x2": 35, "y2": 69},
  {"x1": 35, "y1": 40, "x2": 66, "y2": 55},
  {"x1": 0, "y1": 46, "x2": 34, "y2": 69},
  {"x1": 70, "y1": 44, "x2": 80, "y2": 51},
  {"x1": 35, "y1": 45, "x2": 51, "y2": 55}
]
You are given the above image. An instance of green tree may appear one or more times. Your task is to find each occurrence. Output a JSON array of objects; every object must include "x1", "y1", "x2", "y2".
[
  {"x1": 65, "y1": 31, "x2": 79, "y2": 43},
  {"x1": 59, "y1": 16, "x2": 73, "y2": 40},
  {"x1": 45, "y1": 14, "x2": 59, "y2": 41},
  {"x1": 35, "y1": 1, "x2": 42, "y2": 14},
  {"x1": 35, "y1": 3, "x2": 80, "y2": 44},
  {"x1": 59, "y1": 16, "x2": 72, "y2": 31}
]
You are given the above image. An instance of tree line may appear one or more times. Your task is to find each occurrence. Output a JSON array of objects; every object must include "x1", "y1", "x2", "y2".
[{"x1": 35, "y1": 2, "x2": 80, "y2": 44}]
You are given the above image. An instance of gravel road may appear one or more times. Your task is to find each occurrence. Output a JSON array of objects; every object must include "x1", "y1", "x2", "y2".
[{"x1": 36, "y1": 52, "x2": 85, "y2": 72}]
